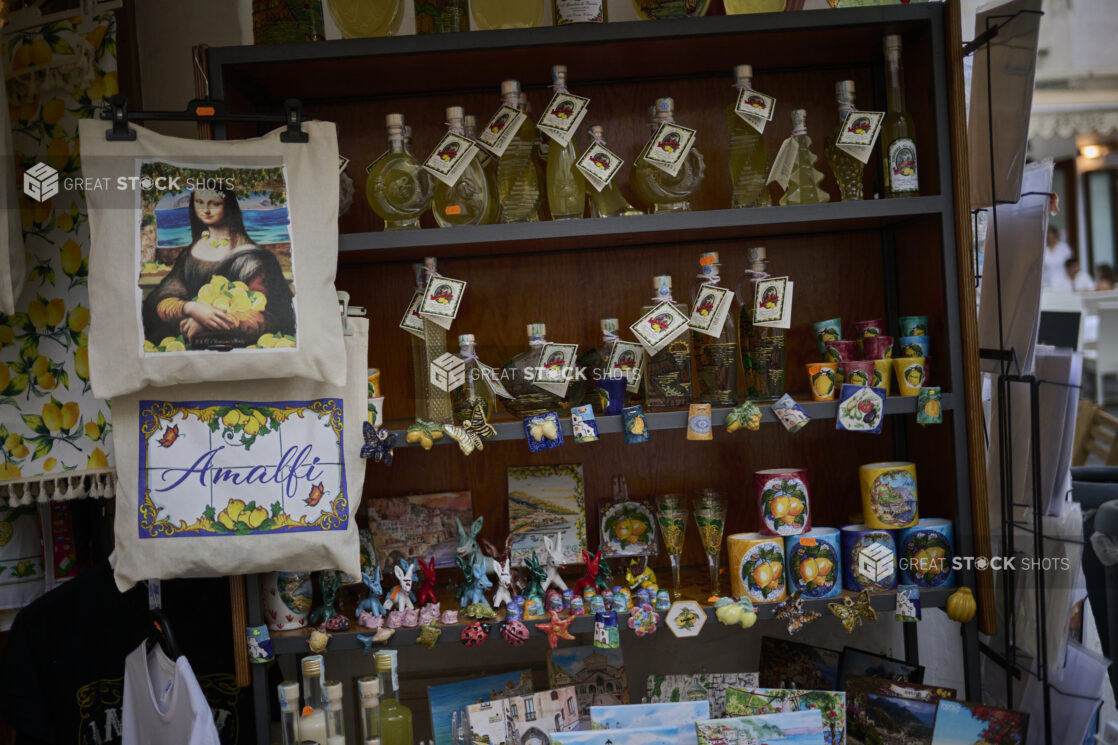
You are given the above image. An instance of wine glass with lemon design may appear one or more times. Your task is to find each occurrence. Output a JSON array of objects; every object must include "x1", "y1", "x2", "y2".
[
  {"x1": 693, "y1": 489, "x2": 727, "y2": 597},
  {"x1": 656, "y1": 494, "x2": 688, "y2": 599}
]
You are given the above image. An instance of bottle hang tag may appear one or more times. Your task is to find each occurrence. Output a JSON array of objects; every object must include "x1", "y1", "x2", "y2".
[
  {"x1": 533, "y1": 342, "x2": 578, "y2": 398},
  {"x1": 752, "y1": 276, "x2": 793, "y2": 329},
  {"x1": 478, "y1": 362, "x2": 514, "y2": 399},
  {"x1": 630, "y1": 301, "x2": 690, "y2": 356},
  {"x1": 688, "y1": 284, "x2": 734, "y2": 338},
  {"x1": 641, "y1": 122, "x2": 698, "y2": 178},
  {"x1": 576, "y1": 142, "x2": 624, "y2": 193},
  {"x1": 398, "y1": 291, "x2": 426, "y2": 339},
  {"x1": 836, "y1": 110, "x2": 885, "y2": 164},
  {"x1": 537, "y1": 92, "x2": 590, "y2": 148},
  {"x1": 338, "y1": 155, "x2": 350, "y2": 174},
  {"x1": 605, "y1": 341, "x2": 647, "y2": 394},
  {"x1": 767, "y1": 137, "x2": 798, "y2": 189},
  {"x1": 734, "y1": 88, "x2": 776, "y2": 134},
  {"x1": 365, "y1": 151, "x2": 388, "y2": 175},
  {"x1": 422, "y1": 130, "x2": 480, "y2": 187},
  {"x1": 419, "y1": 275, "x2": 467, "y2": 330},
  {"x1": 478, "y1": 105, "x2": 527, "y2": 158}
]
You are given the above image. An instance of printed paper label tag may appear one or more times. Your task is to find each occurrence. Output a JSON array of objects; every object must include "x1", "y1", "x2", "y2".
[
  {"x1": 479, "y1": 362, "x2": 513, "y2": 399},
  {"x1": 419, "y1": 276, "x2": 466, "y2": 329},
  {"x1": 478, "y1": 105, "x2": 527, "y2": 157},
  {"x1": 533, "y1": 342, "x2": 578, "y2": 398},
  {"x1": 338, "y1": 155, "x2": 350, "y2": 174},
  {"x1": 398, "y1": 290, "x2": 425, "y2": 339},
  {"x1": 689, "y1": 284, "x2": 734, "y2": 338},
  {"x1": 606, "y1": 341, "x2": 647, "y2": 394},
  {"x1": 767, "y1": 137, "x2": 798, "y2": 188},
  {"x1": 753, "y1": 277, "x2": 794, "y2": 329},
  {"x1": 887, "y1": 138, "x2": 920, "y2": 193},
  {"x1": 537, "y1": 92, "x2": 590, "y2": 147},
  {"x1": 365, "y1": 151, "x2": 387, "y2": 175},
  {"x1": 836, "y1": 110, "x2": 884, "y2": 164},
  {"x1": 576, "y1": 142, "x2": 624, "y2": 192},
  {"x1": 734, "y1": 88, "x2": 776, "y2": 134},
  {"x1": 630, "y1": 301, "x2": 690, "y2": 356},
  {"x1": 641, "y1": 122, "x2": 698, "y2": 178},
  {"x1": 422, "y1": 131, "x2": 480, "y2": 187}
]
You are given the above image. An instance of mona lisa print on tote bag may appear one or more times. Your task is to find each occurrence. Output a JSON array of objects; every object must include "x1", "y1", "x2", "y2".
[{"x1": 78, "y1": 120, "x2": 345, "y2": 399}]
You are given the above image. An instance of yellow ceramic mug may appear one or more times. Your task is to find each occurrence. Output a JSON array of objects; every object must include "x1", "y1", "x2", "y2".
[
  {"x1": 368, "y1": 368, "x2": 382, "y2": 397},
  {"x1": 872, "y1": 359, "x2": 893, "y2": 396},
  {"x1": 728, "y1": 532, "x2": 788, "y2": 604},
  {"x1": 859, "y1": 461, "x2": 919, "y2": 529},
  {"x1": 892, "y1": 357, "x2": 925, "y2": 396},
  {"x1": 806, "y1": 362, "x2": 838, "y2": 402}
]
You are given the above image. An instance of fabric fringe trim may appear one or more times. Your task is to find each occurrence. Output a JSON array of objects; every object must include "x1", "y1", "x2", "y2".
[{"x1": 1, "y1": 469, "x2": 116, "y2": 508}]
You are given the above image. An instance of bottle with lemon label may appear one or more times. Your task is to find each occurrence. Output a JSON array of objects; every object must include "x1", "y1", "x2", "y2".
[
  {"x1": 545, "y1": 66, "x2": 586, "y2": 220},
  {"x1": 433, "y1": 106, "x2": 496, "y2": 226},
  {"x1": 495, "y1": 81, "x2": 541, "y2": 223},
  {"x1": 738, "y1": 246, "x2": 786, "y2": 401},
  {"x1": 691, "y1": 252, "x2": 737, "y2": 406},
  {"x1": 642, "y1": 275, "x2": 691, "y2": 410},
  {"x1": 881, "y1": 34, "x2": 919, "y2": 197}
]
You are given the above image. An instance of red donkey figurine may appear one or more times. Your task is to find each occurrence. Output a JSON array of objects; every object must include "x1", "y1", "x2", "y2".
[
  {"x1": 416, "y1": 556, "x2": 438, "y2": 606},
  {"x1": 573, "y1": 549, "x2": 601, "y2": 595}
]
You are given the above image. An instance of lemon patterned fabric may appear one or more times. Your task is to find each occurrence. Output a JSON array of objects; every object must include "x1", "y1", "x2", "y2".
[{"x1": 0, "y1": 16, "x2": 117, "y2": 504}]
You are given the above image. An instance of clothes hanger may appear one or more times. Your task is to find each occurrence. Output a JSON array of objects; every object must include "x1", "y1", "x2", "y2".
[{"x1": 147, "y1": 607, "x2": 182, "y2": 660}]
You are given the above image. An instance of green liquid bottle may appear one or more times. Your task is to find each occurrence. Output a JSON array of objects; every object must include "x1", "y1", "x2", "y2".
[
  {"x1": 631, "y1": 97, "x2": 706, "y2": 213},
  {"x1": 545, "y1": 65, "x2": 586, "y2": 220},
  {"x1": 779, "y1": 108, "x2": 830, "y2": 206},
  {"x1": 375, "y1": 651, "x2": 412, "y2": 745},
  {"x1": 365, "y1": 112, "x2": 433, "y2": 230},
  {"x1": 433, "y1": 106, "x2": 495, "y2": 226},
  {"x1": 465, "y1": 114, "x2": 501, "y2": 225},
  {"x1": 691, "y1": 251, "x2": 738, "y2": 406},
  {"x1": 728, "y1": 64, "x2": 771, "y2": 208},
  {"x1": 586, "y1": 125, "x2": 642, "y2": 218},
  {"x1": 496, "y1": 80, "x2": 541, "y2": 223},
  {"x1": 738, "y1": 245, "x2": 786, "y2": 401},
  {"x1": 881, "y1": 34, "x2": 919, "y2": 198},
  {"x1": 825, "y1": 80, "x2": 864, "y2": 202}
]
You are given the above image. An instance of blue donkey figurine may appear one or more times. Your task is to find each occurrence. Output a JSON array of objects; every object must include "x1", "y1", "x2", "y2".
[{"x1": 356, "y1": 570, "x2": 385, "y2": 617}]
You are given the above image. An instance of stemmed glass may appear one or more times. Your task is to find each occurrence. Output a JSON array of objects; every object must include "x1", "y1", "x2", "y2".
[
  {"x1": 655, "y1": 494, "x2": 688, "y2": 600},
  {"x1": 693, "y1": 489, "x2": 728, "y2": 597}
]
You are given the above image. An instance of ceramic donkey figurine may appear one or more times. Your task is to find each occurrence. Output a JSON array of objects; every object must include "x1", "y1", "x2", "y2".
[
  {"x1": 415, "y1": 556, "x2": 438, "y2": 607},
  {"x1": 480, "y1": 535, "x2": 516, "y2": 609},
  {"x1": 522, "y1": 553, "x2": 548, "y2": 604},
  {"x1": 385, "y1": 559, "x2": 415, "y2": 612},
  {"x1": 356, "y1": 569, "x2": 386, "y2": 617},
  {"x1": 539, "y1": 533, "x2": 568, "y2": 593},
  {"x1": 456, "y1": 554, "x2": 493, "y2": 609},
  {"x1": 455, "y1": 516, "x2": 485, "y2": 567},
  {"x1": 573, "y1": 548, "x2": 602, "y2": 595}
]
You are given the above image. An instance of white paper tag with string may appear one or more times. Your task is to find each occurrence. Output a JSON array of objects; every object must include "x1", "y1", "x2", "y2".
[
  {"x1": 533, "y1": 343, "x2": 578, "y2": 397},
  {"x1": 630, "y1": 301, "x2": 690, "y2": 356},
  {"x1": 734, "y1": 88, "x2": 776, "y2": 134},
  {"x1": 422, "y1": 131, "x2": 480, "y2": 187},
  {"x1": 753, "y1": 277, "x2": 794, "y2": 329},
  {"x1": 641, "y1": 122, "x2": 697, "y2": 178},
  {"x1": 478, "y1": 105, "x2": 527, "y2": 157},
  {"x1": 398, "y1": 291, "x2": 425, "y2": 339},
  {"x1": 689, "y1": 285, "x2": 734, "y2": 338},
  {"x1": 606, "y1": 341, "x2": 646, "y2": 394},
  {"x1": 478, "y1": 362, "x2": 513, "y2": 399},
  {"x1": 767, "y1": 137, "x2": 798, "y2": 189},
  {"x1": 538, "y1": 92, "x2": 590, "y2": 147},
  {"x1": 419, "y1": 276, "x2": 466, "y2": 330},
  {"x1": 836, "y1": 110, "x2": 885, "y2": 164},
  {"x1": 576, "y1": 142, "x2": 623, "y2": 192}
]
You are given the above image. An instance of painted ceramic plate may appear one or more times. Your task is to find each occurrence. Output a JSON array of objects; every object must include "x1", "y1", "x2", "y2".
[{"x1": 600, "y1": 501, "x2": 658, "y2": 557}]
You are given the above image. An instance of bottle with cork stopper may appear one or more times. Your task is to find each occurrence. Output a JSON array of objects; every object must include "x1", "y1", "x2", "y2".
[
  {"x1": 631, "y1": 97, "x2": 706, "y2": 213},
  {"x1": 365, "y1": 112, "x2": 433, "y2": 230},
  {"x1": 728, "y1": 64, "x2": 771, "y2": 208},
  {"x1": 738, "y1": 246, "x2": 787, "y2": 401},
  {"x1": 433, "y1": 106, "x2": 496, "y2": 227}
]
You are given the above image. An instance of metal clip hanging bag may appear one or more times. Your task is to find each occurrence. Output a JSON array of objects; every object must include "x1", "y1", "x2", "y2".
[
  {"x1": 78, "y1": 120, "x2": 345, "y2": 398},
  {"x1": 109, "y1": 318, "x2": 368, "y2": 591}
]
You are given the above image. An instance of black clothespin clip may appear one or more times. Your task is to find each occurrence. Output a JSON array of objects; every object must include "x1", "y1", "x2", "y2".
[
  {"x1": 282, "y1": 99, "x2": 308, "y2": 143},
  {"x1": 145, "y1": 579, "x2": 181, "y2": 659}
]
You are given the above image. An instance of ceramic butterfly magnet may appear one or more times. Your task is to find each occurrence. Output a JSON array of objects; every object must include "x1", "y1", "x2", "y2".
[
  {"x1": 895, "y1": 584, "x2": 921, "y2": 621},
  {"x1": 828, "y1": 588, "x2": 878, "y2": 633},
  {"x1": 524, "y1": 412, "x2": 564, "y2": 452},
  {"x1": 773, "y1": 590, "x2": 821, "y2": 635},
  {"x1": 361, "y1": 421, "x2": 397, "y2": 465},
  {"x1": 622, "y1": 405, "x2": 650, "y2": 444}
]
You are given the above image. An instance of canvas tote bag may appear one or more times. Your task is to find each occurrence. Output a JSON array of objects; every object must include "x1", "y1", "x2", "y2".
[
  {"x1": 0, "y1": 74, "x2": 26, "y2": 315},
  {"x1": 110, "y1": 318, "x2": 367, "y2": 591},
  {"x1": 78, "y1": 119, "x2": 345, "y2": 399}
]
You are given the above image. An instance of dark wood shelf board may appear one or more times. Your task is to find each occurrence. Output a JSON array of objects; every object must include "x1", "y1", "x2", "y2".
[{"x1": 338, "y1": 197, "x2": 947, "y2": 263}]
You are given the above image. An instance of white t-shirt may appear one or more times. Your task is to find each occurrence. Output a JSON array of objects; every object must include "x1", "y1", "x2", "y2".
[
  {"x1": 1042, "y1": 241, "x2": 1073, "y2": 288},
  {"x1": 122, "y1": 641, "x2": 221, "y2": 745},
  {"x1": 1048, "y1": 270, "x2": 1096, "y2": 293}
]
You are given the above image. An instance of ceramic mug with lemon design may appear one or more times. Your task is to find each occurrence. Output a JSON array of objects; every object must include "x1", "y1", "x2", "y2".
[
  {"x1": 892, "y1": 357, "x2": 926, "y2": 395},
  {"x1": 806, "y1": 362, "x2": 838, "y2": 401},
  {"x1": 898, "y1": 518, "x2": 954, "y2": 588},
  {"x1": 784, "y1": 528, "x2": 842, "y2": 599},
  {"x1": 755, "y1": 468, "x2": 810, "y2": 536},
  {"x1": 729, "y1": 533, "x2": 787, "y2": 603}
]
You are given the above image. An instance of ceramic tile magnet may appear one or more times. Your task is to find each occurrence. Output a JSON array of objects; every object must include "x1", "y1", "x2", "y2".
[
  {"x1": 666, "y1": 600, "x2": 707, "y2": 638},
  {"x1": 896, "y1": 584, "x2": 921, "y2": 621},
  {"x1": 246, "y1": 625, "x2": 274, "y2": 663},
  {"x1": 623, "y1": 404, "x2": 650, "y2": 444},
  {"x1": 917, "y1": 387, "x2": 943, "y2": 425},
  {"x1": 524, "y1": 412, "x2": 564, "y2": 452},
  {"x1": 687, "y1": 403, "x2": 713, "y2": 440},
  {"x1": 571, "y1": 404, "x2": 600, "y2": 443},
  {"x1": 835, "y1": 384, "x2": 887, "y2": 434},
  {"x1": 594, "y1": 611, "x2": 620, "y2": 648},
  {"x1": 772, "y1": 394, "x2": 811, "y2": 434}
]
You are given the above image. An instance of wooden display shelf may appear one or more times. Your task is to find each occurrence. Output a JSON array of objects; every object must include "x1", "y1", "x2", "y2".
[
  {"x1": 384, "y1": 391, "x2": 955, "y2": 447},
  {"x1": 338, "y1": 197, "x2": 948, "y2": 263}
]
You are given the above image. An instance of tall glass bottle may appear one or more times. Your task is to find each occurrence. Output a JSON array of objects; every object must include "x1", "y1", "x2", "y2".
[
  {"x1": 577, "y1": 318, "x2": 617, "y2": 414},
  {"x1": 502, "y1": 323, "x2": 563, "y2": 418},
  {"x1": 728, "y1": 64, "x2": 771, "y2": 208},
  {"x1": 585, "y1": 125, "x2": 642, "y2": 218},
  {"x1": 278, "y1": 681, "x2": 300, "y2": 745},
  {"x1": 465, "y1": 114, "x2": 501, "y2": 225},
  {"x1": 553, "y1": 0, "x2": 606, "y2": 23},
  {"x1": 452, "y1": 333, "x2": 497, "y2": 423},
  {"x1": 631, "y1": 97, "x2": 706, "y2": 213},
  {"x1": 365, "y1": 113, "x2": 433, "y2": 230},
  {"x1": 643, "y1": 275, "x2": 692, "y2": 409},
  {"x1": 738, "y1": 246, "x2": 786, "y2": 401},
  {"x1": 299, "y1": 655, "x2": 328, "y2": 745},
  {"x1": 410, "y1": 263, "x2": 430, "y2": 421},
  {"x1": 825, "y1": 80, "x2": 864, "y2": 202},
  {"x1": 375, "y1": 651, "x2": 413, "y2": 745},
  {"x1": 324, "y1": 680, "x2": 346, "y2": 745},
  {"x1": 880, "y1": 34, "x2": 919, "y2": 198},
  {"x1": 691, "y1": 252, "x2": 737, "y2": 406},
  {"x1": 546, "y1": 65, "x2": 586, "y2": 220},
  {"x1": 433, "y1": 106, "x2": 495, "y2": 226},
  {"x1": 496, "y1": 81, "x2": 541, "y2": 223},
  {"x1": 471, "y1": 0, "x2": 543, "y2": 28},
  {"x1": 778, "y1": 109, "x2": 830, "y2": 206},
  {"x1": 358, "y1": 676, "x2": 380, "y2": 745}
]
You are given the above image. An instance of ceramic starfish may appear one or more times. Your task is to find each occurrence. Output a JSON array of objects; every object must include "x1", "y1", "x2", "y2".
[{"x1": 534, "y1": 610, "x2": 575, "y2": 649}]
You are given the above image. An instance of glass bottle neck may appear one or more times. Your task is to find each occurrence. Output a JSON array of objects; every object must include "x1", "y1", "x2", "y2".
[
  {"x1": 886, "y1": 56, "x2": 906, "y2": 113},
  {"x1": 838, "y1": 102, "x2": 854, "y2": 122},
  {"x1": 377, "y1": 669, "x2": 397, "y2": 701},
  {"x1": 459, "y1": 342, "x2": 477, "y2": 358},
  {"x1": 388, "y1": 136, "x2": 405, "y2": 153},
  {"x1": 303, "y1": 677, "x2": 324, "y2": 711}
]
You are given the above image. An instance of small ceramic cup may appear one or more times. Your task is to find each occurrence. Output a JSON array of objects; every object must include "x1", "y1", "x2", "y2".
[
  {"x1": 863, "y1": 335, "x2": 895, "y2": 361},
  {"x1": 872, "y1": 359, "x2": 893, "y2": 395},
  {"x1": 893, "y1": 357, "x2": 927, "y2": 395},
  {"x1": 823, "y1": 339, "x2": 859, "y2": 364},
  {"x1": 853, "y1": 318, "x2": 885, "y2": 355},
  {"x1": 898, "y1": 336, "x2": 930, "y2": 359},
  {"x1": 898, "y1": 315, "x2": 929, "y2": 337},
  {"x1": 843, "y1": 360, "x2": 875, "y2": 387},
  {"x1": 806, "y1": 362, "x2": 838, "y2": 401},
  {"x1": 368, "y1": 396, "x2": 385, "y2": 426},
  {"x1": 367, "y1": 368, "x2": 382, "y2": 397},
  {"x1": 812, "y1": 318, "x2": 842, "y2": 357}
]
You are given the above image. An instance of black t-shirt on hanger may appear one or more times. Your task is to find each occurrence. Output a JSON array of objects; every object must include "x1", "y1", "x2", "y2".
[{"x1": 0, "y1": 561, "x2": 255, "y2": 745}]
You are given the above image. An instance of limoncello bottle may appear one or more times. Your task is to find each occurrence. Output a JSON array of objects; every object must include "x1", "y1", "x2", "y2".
[
  {"x1": 728, "y1": 64, "x2": 771, "y2": 208},
  {"x1": 585, "y1": 125, "x2": 642, "y2": 218},
  {"x1": 881, "y1": 34, "x2": 919, "y2": 198},
  {"x1": 433, "y1": 106, "x2": 495, "y2": 226},
  {"x1": 502, "y1": 323, "x2": 563, "y2": 418},
  {"x1": 374, "y1": 652, "x2": 412, "y2": 745},
  {"x1": 365, "y1": 112, "x2": 433, "y2": 230},
  {"x1": 631, "y1": 97, "x2": 706, "y2": 213},
  {"x1": 691, "y1": 251, "x2": 737, "y2": 406},
  {"x1": 465, "y1": 113, "x2": 501, "y2": 224},
  {"x1": 496, "y1": 80, "x2": 541, "y2": 223},
  {"x1": 471, "y1": 0, "x2": 543, "y2": 28},
  {"x1": 642, "y1": 275, "x2": 692, "y2": 409},
  {"x1": 452, "y1": 333, "x2": 497, "y2": 423},
  {"x1": 778, "y1": 108, "x2": 830, "y2": 206},
  {"x1": 738, "y1": 246, "x2": 786, "y2": 401},
  {"x1": 545, "y1": 65, "x2": 586, "y2": 220},
  {"x1": 825, "y1": 80, "x2": 864, "y2": 201}
]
